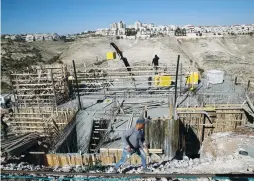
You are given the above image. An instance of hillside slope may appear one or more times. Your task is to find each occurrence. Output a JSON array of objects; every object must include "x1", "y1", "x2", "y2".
[
  {"x1": 1, "y1": 35, "x2": 254, "y2": 85},
  {"x1": 59, "y1": 37, "x2": 191, "y2": 67},
  {"x1": 180, "y1": 36, "x2": 254, "y2": 81}
]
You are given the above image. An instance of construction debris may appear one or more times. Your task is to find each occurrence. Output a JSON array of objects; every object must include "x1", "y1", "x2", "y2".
[{"x1": 1, "y1": 133, "x2": 40, "y2": 156}]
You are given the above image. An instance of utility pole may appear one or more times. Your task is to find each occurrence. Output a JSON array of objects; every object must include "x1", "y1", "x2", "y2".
[
  {"x1": 72, "y1": 60, "x2": 82, "y2": 110},
  {"x1": 175, "y1": 55, "x2": 180, "y2": 106}
]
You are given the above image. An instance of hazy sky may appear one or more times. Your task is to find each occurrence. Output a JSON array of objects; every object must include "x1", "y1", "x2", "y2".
[{"x1": 1, "y1": 0, "x2": 254, "y2": 35}]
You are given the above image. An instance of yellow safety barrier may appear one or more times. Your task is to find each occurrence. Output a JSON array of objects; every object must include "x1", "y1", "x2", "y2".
[
  {"x1": 154, "y1": 74, "x2": 172, "y2": 87},
  {"x1": 106, "y1": 52, "x2": 116, "y2": 60},
  {"x1": 186, "y1": 72, "x2": 199, "y2": 85}
]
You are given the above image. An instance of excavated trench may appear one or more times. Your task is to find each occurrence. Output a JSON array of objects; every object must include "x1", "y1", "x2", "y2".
[{"x1": 22, "y1": 104, "x2": 252, "y2": 166}]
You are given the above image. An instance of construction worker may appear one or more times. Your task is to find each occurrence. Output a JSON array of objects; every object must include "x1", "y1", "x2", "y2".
[
  {"x1": 148, "y1": 76, "x2": 152, "y2": 89},
  {"x1": 67, "y1": 72, "x2": 75, "y2": 99},
  {"x1": 113, "y1": 118, "x2": 150, "y2": 173},
  {"x1": 152, "y1": 55, "x2": 159, "y2": 73}
]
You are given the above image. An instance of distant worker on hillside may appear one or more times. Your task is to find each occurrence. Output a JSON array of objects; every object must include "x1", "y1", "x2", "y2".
[
  {"x1": 112, "y1": 118, "x2": 151, "y2": 173},
  {"x1": 152, "y1": 55, "x2": 159, "y2": 73}
]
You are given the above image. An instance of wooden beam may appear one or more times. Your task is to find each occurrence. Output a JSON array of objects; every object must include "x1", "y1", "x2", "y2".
[
  {"x1": 50, "y1": 69, "x2": 57, "y2": 107},
  {"x1": 100, "y1": 148, "x2": 163, "y2": 154},
  {"x1": 16, "y1": 94, "x2": 55, "y2": 97},
  {"x1": 14, "y1": 83, "x2": 53, "y2": 86},
  {"x1": 8, "y1": 121, "x2": 67, "y2": 125}
]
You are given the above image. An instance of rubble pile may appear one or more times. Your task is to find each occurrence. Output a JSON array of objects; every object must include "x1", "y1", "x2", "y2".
[{"x1": 1, "y1": 131, "x2": 254, "y2": 181}]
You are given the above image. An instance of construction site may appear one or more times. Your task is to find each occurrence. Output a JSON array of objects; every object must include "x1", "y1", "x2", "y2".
[{"x1": 1, "y1": 39, "x2": 254, "y2": 181}]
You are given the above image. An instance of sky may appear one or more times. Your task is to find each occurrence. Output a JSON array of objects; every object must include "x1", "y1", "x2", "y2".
[{"x1": 1, "y1": 0, "x2": 254, "y2": 35}]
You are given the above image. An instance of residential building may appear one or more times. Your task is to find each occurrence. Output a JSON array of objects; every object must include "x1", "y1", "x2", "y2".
[
  {"x1": 26, "y1": 34, "x2": 35, "y2": 42},
  {"x1": 34, "y1": 34, "x2": 44, "y2": 41},
  {"x1": 52, "y1": 33, "x2": 60, "y2": 40},
  {"x1": 10, "y1": 35, "x2": 22, "y2": 41},
  {"x1": 117, "y1": 21, "x2": 124, "y2": 29},
  {"x1": 110, "y1": 23, "x2": 117, "y2": 30},
  {"x1": 135, "y1": 21, "x2": 142, "y2": 30}
]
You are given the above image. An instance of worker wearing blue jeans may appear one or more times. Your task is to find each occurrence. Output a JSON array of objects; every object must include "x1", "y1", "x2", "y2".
[
  {"x1": 113, "y1": 118, "x2": 150, "y2": 173},
  {"x1": 115, "y1": 147, "x2": 147, "y2": 169}
]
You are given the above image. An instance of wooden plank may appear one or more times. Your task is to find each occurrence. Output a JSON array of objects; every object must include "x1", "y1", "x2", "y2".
[
  {"x1": 16, "y1": 94, "x2": 55, "y2": 97},
  {"x1": 10, "y1": 117, "x2": 44, "y2": 120},
  {"x1": 100, "y1": 148, "x2": 163, "y2": 154},
  {"x1": 14, "y1": 83, "x2": 53, "y2": 86},
  {"x1": 50, "y1": 69, "x2": 58, "y2": 107},
  {"x1": 8, "y1": 122, "x2": 67, "y2": 125}
]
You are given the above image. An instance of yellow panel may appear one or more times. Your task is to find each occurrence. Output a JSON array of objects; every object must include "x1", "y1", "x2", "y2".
[
  {"x1": 159, "y1": 75, "x2": 172, "y2": 87},
  {"x1": 186, "y1": 72, "x2": 199, "y2": 85},
  {"x1": 154, "y1": 74, "x2": 172, "y2": 87},
  {"x1": 154, "y1": 75, "x2": 160, "y2": 87},
  {"x1": 106, "y1": 52, "x2": 116, "y2": 60}
]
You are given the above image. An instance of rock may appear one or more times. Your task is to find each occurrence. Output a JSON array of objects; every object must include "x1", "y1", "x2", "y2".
[
  {"x1": 61, "y1": 165, "x2": 72, "y2": 172},
  {"x1": 160, "y1": 178, "x2": 168, "y2": 181},
  {"x1": 165, "y1": 162, "x2": 170, "y2": 168},
  {"x1": 239, "y1": 150, "x2": 248, "y2": 156},
  {"x1": 181, "y1": 162, "x2": 189, "y2": 168},
  {"x1": 227, "y1": 154, "x2": 234, "y2": 160},
  {"x1": 183, "y1": 155, "x2": 189, "y2": 161},
  {"x1": 107, "y1": 167, "x2": 114, "y2": 173},
  {"x1": 73, "y1": 165, "x2": 82, "y2": 172},
  {"x1": 197, "y1": 178, "x2": 210, "y2": 181},
  {"x1": 171, "y1": 160, "x2": 179, "y2": 168}
]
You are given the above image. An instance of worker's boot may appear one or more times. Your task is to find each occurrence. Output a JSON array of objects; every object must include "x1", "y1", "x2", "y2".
[{"x1": 111, "y1": 167, "x2": 118, "y2": 173}]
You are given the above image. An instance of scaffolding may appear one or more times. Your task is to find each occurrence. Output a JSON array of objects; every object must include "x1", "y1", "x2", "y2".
[{"x1": 10, "y1": 65, "x2": 69, "y2": 110}]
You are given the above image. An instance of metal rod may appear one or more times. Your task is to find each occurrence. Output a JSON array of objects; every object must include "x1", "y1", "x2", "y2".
[
  {"x1": 180, "y1": 62, "x2": 183, "y2": 96},
  {"x1": 76, "y1": 74, "x2": 186, "y2": 80},
  {"x1": 50, "y1": 69, "x2": 57, "y2": 107},
  {"x1": 247, "y1": 80, "x2": 251, "y2": 91},
  {"x1": 1, "y1": 170, "x2": 254, "y2": 179},
  {"x1": 201, "y1": 114, "x2": 206, "y2": 142},
  {"x1": 175, "y1": 55, "x2": 180, "y2": 106},
  {"x1": 73, "y1": 60, "x2": 82, "y2": 110},
  {"x1": 73, "y1": 65, "x2": 188, "y2": 71},
  {"x1": 9, "y1": 72, "x2": 19, "y2": 113}
]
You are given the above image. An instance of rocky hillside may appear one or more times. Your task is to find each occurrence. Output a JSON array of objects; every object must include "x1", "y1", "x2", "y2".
[
  {"x1": 180, "y1": 35, "x2": 254, "y2": 82},
  {"x1": 1, "y1": 39, "x2": 67, "y2": 92},
  {"x1": 1, "y1": 35, "x2": 254, "y2": 92}
]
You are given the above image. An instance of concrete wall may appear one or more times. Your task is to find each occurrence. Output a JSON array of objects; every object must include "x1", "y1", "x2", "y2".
[{"x1": 51, "y1": 113, "x2": 78, "y2": 153}]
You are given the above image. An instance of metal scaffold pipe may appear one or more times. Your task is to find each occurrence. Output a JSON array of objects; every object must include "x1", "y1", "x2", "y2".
[
  {"x1": 175, "y1": 55, "x2": 180, "y2": 106},
  {"x1": 73, "y1": 60, "x2": 82, "y2": 110}
]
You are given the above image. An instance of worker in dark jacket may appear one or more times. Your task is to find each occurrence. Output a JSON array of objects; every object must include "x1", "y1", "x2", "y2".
[{"x1": 152, "y1": 55, "x2": 159, "y2": 73}]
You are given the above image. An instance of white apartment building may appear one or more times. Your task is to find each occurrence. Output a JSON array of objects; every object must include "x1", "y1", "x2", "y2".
[
  {"x1": 34, "y1": 34, "x2": 44, "y2": 41},
  {"x1": 117, "y1": 21, "x2": 124, "y2": 29},
  {"x1": 110, "y1": 23, "x2": 117, "y2": 30},
  {"x1": 135, "y1": 21, "x2": 142, "y2": 30},
  {"x1": 96, "y1": 21, "x2": 254, "y2": 37},
  {"x1": 10, "y1": 35, "x2": 22, "y2": 41},
  {"x1": 118, "y1": 28, "x2": 126, "y2": 35},
  {"x1": 148, "y1": 23, "x2": 154, "y2": 29},
  {"x1": 26, "y1": 34, "x2": 35, "y2": 42}
]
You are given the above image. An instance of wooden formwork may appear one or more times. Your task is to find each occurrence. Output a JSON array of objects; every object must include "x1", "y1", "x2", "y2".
[
  {"x1": 45, "y1": 149, "x2": 162, "y2": 167},
  {"x1": 11, "y1": 64, "x2": 69, "y2": 109},
  {"x1": 6, "y1": 107, "x2": 77, "y2": 135},
  {"x1": 177, "y1": 106, "x2": 248, "y2": 151},
  {"x1": 213, "y1": 109, "x2": 247, "y2": 133}
]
